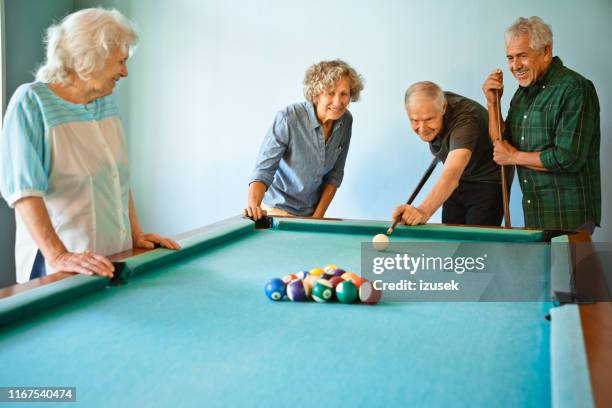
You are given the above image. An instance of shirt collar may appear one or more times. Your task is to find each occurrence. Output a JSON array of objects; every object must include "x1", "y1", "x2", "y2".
[
  {"x1": 306, "y1": 101, "x2": 344, "y2": 131},
  {"x1": 531, "y1": 56, "x2": 563, "y2": 89}
]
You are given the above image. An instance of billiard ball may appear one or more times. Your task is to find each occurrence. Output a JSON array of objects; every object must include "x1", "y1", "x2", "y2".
[
  {"x1": 346, "y1": 275, "x2": 366, "y2": 288},
  {"x1": 282, "y1": 274, "x2": 297, "y2": 285},
  {"x1": 296, "y1": 271, "x2": 310, "y2": 280},
  {"x1": 328, "y1": 276, "x2": 344, "y2": 300},
  {"x1": 309, "y1": 267, "x2": 324, "y2": 277},
  {"x1": 331, "y1": 268, "x2": 345, "y2": 277},
  {"x1": 372, "y1": 234, "x2": 390, "y2": 251},
  {"x1": 341, "y1": 272, "x2": 359, "y2": 282},
  {"x1": 312, "y1": 279, "x2": 334, "y2": 303},
  {"x1": 303, "y1": 274, "x2": 320, "y2": 298},
  {"x1": 264, "y1": 278, "x2": 286, "y2": 301},
  {"x1": 359, "y1": 281, "x2": 382, "y2": 305},
  {"x1": 323, "y1": 266, "x2": 344, "y2": 280},
  {"x1": 336, "y1": 281, "x2": 358, "y2": 304},
  {"x1": 287, "y1": 279, "x2": 309, "y2": 302},
  {"x1": 323, "y1": 264, "x2": 338, "y2": 274},
  {"x1": 328, "y1": 276, "x2": 344, "y2": 288}
]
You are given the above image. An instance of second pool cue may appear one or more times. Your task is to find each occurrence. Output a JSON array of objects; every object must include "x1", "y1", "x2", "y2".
[{"x1": 496, "y1": 90, "x2": 511, "y2": 228}]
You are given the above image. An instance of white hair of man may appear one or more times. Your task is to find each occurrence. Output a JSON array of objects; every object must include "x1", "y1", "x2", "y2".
[
  {"x1": 505, "y1": 16, "x2": 553, "y2": 52},
  {"x1": 404, "y1": 81, "x2": 446, "y2": 112},
  {"x1": 35, "y1": 8, "x2": 139, "y2": 84}
]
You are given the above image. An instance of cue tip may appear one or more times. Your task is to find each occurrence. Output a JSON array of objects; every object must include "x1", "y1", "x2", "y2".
[{"x1": 386, "y1": 219, "x2": 400, "y2": 236}]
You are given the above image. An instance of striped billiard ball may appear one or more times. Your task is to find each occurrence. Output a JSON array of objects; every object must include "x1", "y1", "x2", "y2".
[
  {"x1": 312, "y1": 279, "x2": 334, "y2": 303},
  {"x1": 359, "y1": 281, "x2": 382, "y2": 305},
  {"x1": 287, "y1": 279, "x2": 309, "y2": 302}
]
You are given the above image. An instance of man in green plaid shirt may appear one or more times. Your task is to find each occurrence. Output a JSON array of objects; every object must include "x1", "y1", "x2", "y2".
[{"x1": 482, "y1": 16, "x2": 601, "y2": 233}]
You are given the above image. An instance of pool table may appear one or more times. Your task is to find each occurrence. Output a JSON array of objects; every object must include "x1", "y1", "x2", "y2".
[{"x1": 0, "y1": 216, "x2": 610, "y2": 407}]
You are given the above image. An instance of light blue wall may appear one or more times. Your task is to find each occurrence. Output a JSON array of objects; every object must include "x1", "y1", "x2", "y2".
[
  {"x1": 1, "y1": 0, "x2": 74, "y2": 287},
  {"x1": 95, "y1": 0, "x2": 611, "y2": 242}
]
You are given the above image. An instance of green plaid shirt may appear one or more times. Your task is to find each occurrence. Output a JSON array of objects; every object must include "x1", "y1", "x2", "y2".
[{"x1": 505, "y1": 57, "x2": 601, "y2": 230}]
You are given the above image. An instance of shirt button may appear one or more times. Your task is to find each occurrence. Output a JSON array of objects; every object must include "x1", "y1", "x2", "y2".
[
  {"x1": 523, "y1": 115, "x2": 527, "y2": 119},
  {"x1": 523, "y1": 179, "x2": 527, "y2": 183},
  {"x1": 542, "y1": 85, "x2": 546, "y2": 89},
  {"x1": 120, "y1": 229, "x2": 126, "y2": 234},
  {"x1": 527, "y1": 200, "x2": 531, "y2": 204},
  {"x1": 521, "y1": 137, "x2": 525, "y2": 141},
  {"x1": 112, "y1": 174, "x2": 118, "y2": 180}
]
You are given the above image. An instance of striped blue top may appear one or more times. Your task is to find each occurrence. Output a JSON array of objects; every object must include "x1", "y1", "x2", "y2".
[{"x1": 1, "y1": 82, "x2": 119, "y2": 206}]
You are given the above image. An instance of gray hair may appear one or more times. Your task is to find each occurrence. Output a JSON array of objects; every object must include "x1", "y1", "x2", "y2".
[
  {"x1": 303, "y1": 59, "x2": 364, "y2": 103},
  {"x1": 35, "y1": 8, "x2": 139, "y2": 84},
  {"x1": 505, "y1": 16, "x2": 553, "y2": 52},
  {"x1": 404, "y1": 81, "x2": 446, "y2": 112}
]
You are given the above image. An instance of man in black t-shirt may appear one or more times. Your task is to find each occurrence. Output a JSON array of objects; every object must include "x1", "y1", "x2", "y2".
[{"x1": 392, "y1": 81, "x2": 507, "y2": 226}]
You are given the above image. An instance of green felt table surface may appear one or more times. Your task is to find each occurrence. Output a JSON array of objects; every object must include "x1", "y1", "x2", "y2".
[{"x1": 0, "y1": 217, "x2": 591, "y2": 408}]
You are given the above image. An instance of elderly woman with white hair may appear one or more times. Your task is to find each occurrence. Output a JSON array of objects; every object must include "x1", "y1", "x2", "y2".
[
  {"x1": 0, "y1": 8, "x2": 179, "y2": 283},
  {"x1": 244, "y1": 59, "x2": 364, "y2": 220}
]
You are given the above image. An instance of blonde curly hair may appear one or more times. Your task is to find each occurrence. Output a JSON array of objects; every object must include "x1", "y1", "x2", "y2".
[{"x1": 303, "y1": 60, "x2": 364, "y2": 103}]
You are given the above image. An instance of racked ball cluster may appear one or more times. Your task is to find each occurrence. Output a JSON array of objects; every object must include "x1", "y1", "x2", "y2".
[{"x1": 264, "y1": 264, "x2": 382, "y2": 305}]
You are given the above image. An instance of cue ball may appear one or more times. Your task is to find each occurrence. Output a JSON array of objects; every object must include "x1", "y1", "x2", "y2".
[{"x1": 372, "y1": 234, "x2": 390, "y2": 251}]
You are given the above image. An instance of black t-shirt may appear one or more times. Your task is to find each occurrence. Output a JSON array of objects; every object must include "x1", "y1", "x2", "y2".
[{"x1": 429, "y1": 92, "x2": 500, "y2": 183}]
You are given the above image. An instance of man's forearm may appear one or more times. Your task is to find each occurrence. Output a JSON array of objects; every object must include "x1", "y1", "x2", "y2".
[
  {"x1": 15, "y1": 197, "x2": 67, "y2": 262},
  {"x1": 513, "y1": 151, "x2": 548, "y2": 171},
  {"x1": 487, "y1": 101, "x2": 505, "y2": 142},
  {"x1": 419, "y1": 173, "x2": 459, "y2": 218}
]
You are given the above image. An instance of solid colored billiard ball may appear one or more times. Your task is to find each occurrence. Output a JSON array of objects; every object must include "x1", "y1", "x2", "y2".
[
  {"x1": 328, "y1": 276, "x2": 344, "y2": 288},
  {"x1": 346, "y1": 275, "x2": 366, "y2": 288},
  {"x1": 359, "y1": 281, "x2": 382, "y2": 305},
  {"x1": 331, "y1": 268, "x2": 345, "y2": 277},
  {"x1": 309, "y1": 267, "x2": 324, "y2": 277},
  {"x1": 312, "y1": 279, "x2": 334, "y2": 303},
  {"x1": 372, "y1": 234, "x2": 390, "y2": 251},
  {"x1": 287, "y1": 279, "x2": 309, "y2": 302},
  {"x1": 336, "y1": 280, "x2": 358, "y2": 304},
  {"x1": 264, "y1": 278, "x2": 286, "y2": 301},
  {"x1": 341, "y1": 272, "x2": 359, "y2": 282}
]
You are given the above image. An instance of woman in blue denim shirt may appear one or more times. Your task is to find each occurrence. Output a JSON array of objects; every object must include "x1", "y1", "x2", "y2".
[{"x1": 245, "y1": 60, "x2": 364, "y2": 220}]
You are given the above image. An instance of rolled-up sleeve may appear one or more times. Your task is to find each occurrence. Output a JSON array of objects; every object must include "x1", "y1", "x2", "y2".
[
  {"x1": 249, "y1": 111, "x2": 289, "y2": 187},
  {"x1": 0, "y1": 87, "x2": 48, "y2": 207},
  {"x1": 539, "y1": 83, "x2": 599, "y2": 173},
  {"x1": 323, "y1": 119, "x2": 352, "y2": 188}
]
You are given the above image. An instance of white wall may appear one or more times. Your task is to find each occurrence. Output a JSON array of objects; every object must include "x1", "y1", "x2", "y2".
[{"x1": 86, "y1": 0, "x2": 612, "y2": 241}]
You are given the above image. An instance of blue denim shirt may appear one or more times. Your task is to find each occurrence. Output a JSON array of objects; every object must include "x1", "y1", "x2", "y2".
[{"x1": 250, "y1": 101, "x2": 353, "y2": 216}]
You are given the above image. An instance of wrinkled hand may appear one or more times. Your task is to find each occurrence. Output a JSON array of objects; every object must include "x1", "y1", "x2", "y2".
[
  {"x1": 493, "y1": 140, "x2": 518, "y2": 165},
  {"x1": 482, "y1": 69, "x2": 504, "y2": 105},
  {"x1": 392, "y1": 204, "x2": 429, "y2": 226},
  {"x1": 51, "y1": 251, "x2": 115, "y2": 277},
  {"x1": 133, "y1": 233, "x2": 181, "y2": 250},
  {"x1": 243, "y1": 204, "x2": 267, "y2": 221}
]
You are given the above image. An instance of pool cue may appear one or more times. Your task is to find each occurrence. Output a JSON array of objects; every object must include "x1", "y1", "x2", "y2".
[
  {"x1": 386, "y1": 156, "x2": 439, "y2": 235},
  {"x1": 496, "y1": 90, "x2": 511, "y2": 228}
]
